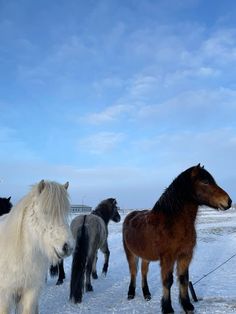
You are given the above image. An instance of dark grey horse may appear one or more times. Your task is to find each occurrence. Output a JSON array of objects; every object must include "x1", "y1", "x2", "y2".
[
  {"x1": 70, "y1": 198, "x2": 120, "y2": 303},
  {"x1": 0, "y1": 197, "x2": 12, "y2": 216}
]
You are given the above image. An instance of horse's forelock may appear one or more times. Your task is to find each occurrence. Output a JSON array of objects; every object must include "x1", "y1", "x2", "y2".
[
  {"x1": 197, "y1": 167, "x2": 216, "y2": 184},
  {"x1": 38, "y1": 181, "x2": 70, "y2": 222}
]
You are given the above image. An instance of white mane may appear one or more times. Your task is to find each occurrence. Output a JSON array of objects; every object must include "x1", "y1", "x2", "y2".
[{"x1": 3, "y1": 181, "x2": 70, "y2": 253}]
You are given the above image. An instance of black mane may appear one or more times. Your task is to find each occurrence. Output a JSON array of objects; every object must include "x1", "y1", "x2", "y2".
[{"x1": 152, "y1": 166, "x2": 215, "y2": 215}]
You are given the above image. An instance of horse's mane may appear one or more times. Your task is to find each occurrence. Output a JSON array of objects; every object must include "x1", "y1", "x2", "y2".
[
  {"x1": 5, "y1": 181, "x2": 70, "y2": 251},
  {"x1": 91, "y1": 198, "x2": 116, "y2": 225},
  {"x1": 152, "y1": 166, "x2": 215, "y2": 215}
]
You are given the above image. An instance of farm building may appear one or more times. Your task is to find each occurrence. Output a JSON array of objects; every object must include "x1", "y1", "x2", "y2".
[{"x1": 70, "y1": 204, "x2": 92, "y2": 213}]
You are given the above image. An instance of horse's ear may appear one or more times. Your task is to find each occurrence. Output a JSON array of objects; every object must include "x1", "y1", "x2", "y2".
[
  {"x1": 196, "y1": 163, "x2": 204, "y2": 169},
  {"x1": 191, "y1": 165, "x2": 200, "y2": 178},
  {"x1": 38, "y1": 180, "x2": 45, "y2": 194},
  {"x1": 64, "y1": 182, "x2": 69, "y2": 190},
  {"x1": 8, "y1": 196, "x2": 11, "y2": 201}
]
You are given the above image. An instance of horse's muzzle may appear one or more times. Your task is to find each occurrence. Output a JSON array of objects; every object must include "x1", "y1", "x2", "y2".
[
  {"x1": 62, "y1": 242, "x2": 74, "y2": 256},
  {"x1": 220, "y1": 197, "x2": 232, "y2": 210},
  {"x1": 227, "y1": 197, "x2": 232, "y2": 209}
]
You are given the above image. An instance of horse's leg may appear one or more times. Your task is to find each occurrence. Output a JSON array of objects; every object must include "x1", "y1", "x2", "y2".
[
  {"x1": 56, "y1": 260, "x2": 65, "y2": 285},
  {"x1": 160, "y1": 256, "x2": 175, "y2": 314},
  {"x1": 49, "y1": 264, "x2": 58, "y2": 277},
  {"x1": 100, "y1": 240, "x2": 110, "y2": 275},
  {"x1": 92, "y1": 252, "x2": 98, "y2": 279},
  {"x1": 177, "y1": 254, "x2": 194, "y2": 313},
  {"x1": 141, "y1": 259, "x2": 151, "y2": 300},
  {"x1": 85, "y1": 251, "x2": 97, "y2": 292},
  {"x1": 123, "y1": 240, "x2": 138, "y2": 299},
  {"x1": 20, "y1": 289, "x2": 39, "y2": 314}
]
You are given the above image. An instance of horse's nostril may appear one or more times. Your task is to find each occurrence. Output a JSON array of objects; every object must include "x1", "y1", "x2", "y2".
[{"x1": 62, "y1": 243, "x2": 69, "y2": 254}]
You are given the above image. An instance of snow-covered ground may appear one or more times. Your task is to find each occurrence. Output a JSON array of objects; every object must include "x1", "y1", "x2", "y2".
[{"x1": 40, "y1": 207, "x2": 236, "y2": 313}]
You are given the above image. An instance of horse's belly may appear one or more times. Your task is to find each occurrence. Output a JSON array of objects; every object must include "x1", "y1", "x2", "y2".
[
  {"x1": 125, "y1": 233, "x2": 160, "y2": 261},
  {"x1": 134, "y1": 248, "x2": 159, "y2": 261}
]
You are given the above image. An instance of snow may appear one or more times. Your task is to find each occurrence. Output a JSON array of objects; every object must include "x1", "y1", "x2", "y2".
[{"x1": 39, "y1": 207, "x2": 236, "y2": 313}]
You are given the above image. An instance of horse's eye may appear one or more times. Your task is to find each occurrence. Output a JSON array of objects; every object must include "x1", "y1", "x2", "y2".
[{"x1": 201, "y1": 179, "x2": 209, "y2": 185}]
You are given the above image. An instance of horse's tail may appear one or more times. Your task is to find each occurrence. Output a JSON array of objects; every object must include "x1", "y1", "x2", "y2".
[{"x1": 70, "y1": 215, "x2": 88, "y2": 303}]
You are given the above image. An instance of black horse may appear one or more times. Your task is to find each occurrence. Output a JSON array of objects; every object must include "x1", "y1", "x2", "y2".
[
  {"x1": 0, "y1": 197, "x2": 12, "y2": 216},
  {"x1": 70, "y1": 198, "x2": 121, "y2": 303}
]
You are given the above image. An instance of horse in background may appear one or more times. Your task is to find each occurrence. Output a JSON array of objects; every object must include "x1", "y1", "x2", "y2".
[
  {"x1": 0, "y1": 180, "x2": 74, "y2": 314},
  {"x1": 70, "y1": 198, "x2": 121, "y2": 303},
  {"x1": 123, "y1": 164, "x2": 231, "y2": 314},
  {"x1": 0, "y1": 197, "x2": 12, "y2": 216}
]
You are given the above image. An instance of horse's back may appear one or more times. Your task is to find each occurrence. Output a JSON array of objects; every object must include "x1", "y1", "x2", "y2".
[
  {"x1": 123, "y1": 210, "x2": 149, "y2": 229},
  {"x1": 70, "y1": 215, "x2": 84, "y2": 238},
  {"x1": 71, "y1": 214, "x2": 107, "y2": 244}
]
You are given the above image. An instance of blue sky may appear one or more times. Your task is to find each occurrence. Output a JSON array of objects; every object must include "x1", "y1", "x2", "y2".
[{"x1": 1, "y1": 0, "x2": 236, "y2": 208}]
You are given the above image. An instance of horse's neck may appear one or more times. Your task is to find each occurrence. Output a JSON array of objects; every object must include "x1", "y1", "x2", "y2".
[
  {"x1": 152, "y1": 184, "x2": 199, "y2": 225},
  {"x1": 92, "y1": 209, "x2": 109, "y2": 225}
]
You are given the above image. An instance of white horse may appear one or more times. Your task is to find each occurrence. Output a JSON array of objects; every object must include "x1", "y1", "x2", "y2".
[{"x1": 0, "y1": 180, "x2": 74, "y2": 314}]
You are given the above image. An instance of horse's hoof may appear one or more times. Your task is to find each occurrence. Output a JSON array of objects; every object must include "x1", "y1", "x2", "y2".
[
  {"x1": 184, "y1": 305, "x2": 194, "y2": 314},
  {"x1": 102, "y1": 270, "x2": 107, "y2": 277},
  {"x1": 70, "y1": 296, "x2": 82, "y2": 304},
  {"x1": 86, "y1": 284, "x2": 93, "y2": 292},
  {"x1": 161, "y1": 298, "x2": 174, "y2": 314},
  {"x1": 92, "y1": 272, "x2": 98, "y2": 279},
  {"x1": 128, "y1": 294, "x2": 135, "y2": 300},
  {"x1": 56, "y1": 279, "x2": 63, "y2": 285},
  {"x1": 144, "y1": 294, "x2": 151, "y2": 301},
  {"x1": 182, "y1": 300, "x2": 194, "y2": 313},
  {"x1": 162, "y1": 309, "x2": 174, "y2": 314},
  {"x1": 142, "y1": 286, "x2": 151, "y2": 301}
]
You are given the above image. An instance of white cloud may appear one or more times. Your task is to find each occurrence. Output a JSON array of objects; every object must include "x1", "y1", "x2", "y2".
[
  {"x1": 79, "y1": 131, "x2": 125, "y2": 154},
  {"x1": 84, "y1": 86, "x2": 236, "y2": 129},
  {"x1": 135, "y1": 128, "x2": 236, "y2": 171},
  {"x1": 202, "y1": 29, "x2": 236, "y2": 63},
  {"x1": 92, "y1": 77, "x2": 124, "y2": 95},
  {"x1": 85, "y1": 104, "x2": 133, "y2": 124},
  {"x1": 129, "y1": 75, "x2": 160, "y2": 98},
  {"x1": 132, "y1": 87, "x2": 236, "y2": 126},
  {"x1": 53, "y1": 35, "x2": 95, "y2": 62}
]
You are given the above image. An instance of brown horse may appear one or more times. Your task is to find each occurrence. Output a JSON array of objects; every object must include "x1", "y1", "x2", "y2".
[{"x1": 123, "y1": 164, "x2": 232, "y2": 314}]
